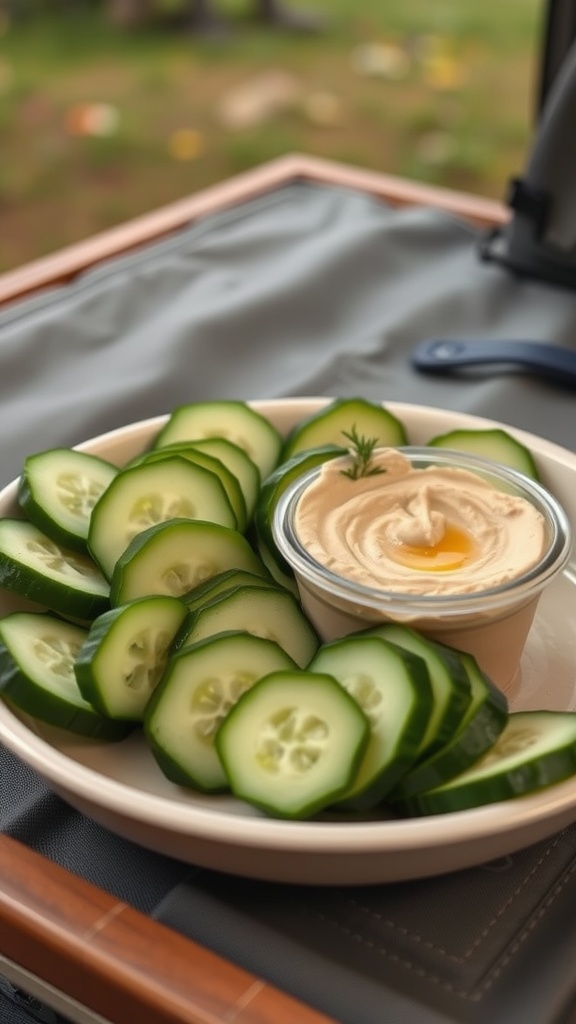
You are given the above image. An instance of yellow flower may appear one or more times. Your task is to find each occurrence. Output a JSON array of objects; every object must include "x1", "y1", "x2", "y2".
[{"x1": 168, "y1": 129, "x2": 205, "y2": 161}]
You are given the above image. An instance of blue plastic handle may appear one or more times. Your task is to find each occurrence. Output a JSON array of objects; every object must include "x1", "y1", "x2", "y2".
[{"x1": 411, "y1": 338, "x2": 576, "y2": 385}]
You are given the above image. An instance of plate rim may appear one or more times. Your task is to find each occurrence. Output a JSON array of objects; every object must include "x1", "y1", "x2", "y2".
[{"x1": 2, "y1": 397, "x2": 576, "y2": 879}]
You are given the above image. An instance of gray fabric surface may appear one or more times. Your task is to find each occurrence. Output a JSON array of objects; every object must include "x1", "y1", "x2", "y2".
[
  {"x1": 0, "y1": 182, "x2": 574, "y2": 491},
  {"x1": 1, "y1": 179, "x2": 576, "y2": 1024}
]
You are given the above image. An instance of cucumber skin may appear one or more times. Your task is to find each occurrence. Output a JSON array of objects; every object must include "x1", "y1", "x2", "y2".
[
  {"x1": 254, "y1": 444, "x2": 346, "y2": 575},
  {"x1": 363, "y1": 624, "x2": 473, "y2": 759},
  {"x1": 18, "y1": 449, "x2": 118, "y2": 553},
  {"x1": 146, "y1": 718, "x2": 231, "y2": 792},
  {"x1": 74, "y1": 596, "x2": 188, "y2": 720},
  {"x1": 174, "y1": 583, "x2": 320, "y2": 668},
  {"x1": 18, "y1": 477, "x2": 86, "y2": 552},
  {"x1": 0, "y1": 636, "x2": 131, "y2": 739},
  {"x1": 254, "y1": 536, "x2": 300, "y2": 597},
  {"x1": 144, "y1": 630, "x2": 298, "y2": 792},
  {"x1": 109, "y1": 519, "x2": 265, "y2": 606},
  {"x1": 426, "y1": 428, "x2": 540, "y2": 480},
  {"x1": 136, "y1": 446, "x2": 249, "y2": 533},
  {"x1": 215, "y1": 670, "x2": 371, "y2": 819},
  {"x1": 181, "y1": 569, "x2": 280, "y2": 611},
  {"x1": 281, "y1": 397, "x2": 408, "y2": 461},
  {"x1": 88, "y1": 456, "x2": 238, "y2": 579},
  {"x1": 399, "y1": 711, "x2": 576, "y2": 815},
  {"x1": 0, "y1": 521, "x2": 110, "y2": 621},
  {"x1": 310, "y1": 636, "x2": 433, "y2": 810},
  {"x1": 153, "y1": 400, "x2": 283, "y2": 479},
  {"x1": 389, "y1": 654, "x2": 509, "y2": 802},
  {"x1": 0, "y1": 561, "x2": 110, "y2": 622},
  {"x1": 176, "y1": 438, "x2": 261, "y2": 521}
]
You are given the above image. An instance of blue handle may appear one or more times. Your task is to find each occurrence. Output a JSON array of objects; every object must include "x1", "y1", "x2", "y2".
[{"x1": 411, "y1": 338, "x2": 576, "y2": 385}]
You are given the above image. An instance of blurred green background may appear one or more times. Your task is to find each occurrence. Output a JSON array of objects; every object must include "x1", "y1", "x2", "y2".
[{"x1": 0, "y1": 0, "x2": 543, "y2": 272}]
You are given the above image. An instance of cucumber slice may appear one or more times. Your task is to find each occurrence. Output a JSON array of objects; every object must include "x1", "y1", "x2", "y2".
[
  {"x1": 0, "y1": 518, "x2": 109, "y2": 621},
  {"x1": 400, "y1": 711, "x2": 576, "y2": 815},
  {"x1": 18, "y1": 447, "x2": 118, "y2": 552},
  {"x1": 426, "y1": 428, "x2": 539, "y2": 480},
  {"x1": 254, "y1": 444, "x2": 346, "y2": 576},
  {"x1": 145, "y1": 631, "x2": 297, "y2": 792},
  {"x1": 309, "y1": 635, "x2": 433, "y2": 809},
  {"x1": 153, "y1": 400, "x2": 282, "y2": 480},
  {"x1": 88, "y1": 457, "x2": 237, "y2": 579},
  {"x1": 390, "y1": 651, "x2": 509, "y2": 801},
  {"x1": 0, "y1": 611, "x2": 130, "y2": 738},
  {"x1": 182, "y1": 568, "x2": 279, "y2": 612},
  {"x1": 281, "y1": 398, "x2": 408, "y2": 461},
  {"x1": 136, "y1": 444, "x2": 249, "y2": 532},
  {"x1": 364, "y1": 624, "x2": 472, "y2": 760},
  {"x1": 254, "y1": 536, "x2": 300, "y2": 597},
  {"x1": 215, "y1": 669, "x2": 370, "y2": 819},
  {"x1": 175, "y1": 584, "x2": 319, "y2": 668},
  {"x1": 173, "y1": 438, "x2": 261, "y2": 522},
  {"x1": 74, "y1": 595, "x2": 188, "y2": 720},
  {"x1": 110, "y1": 519, "x2": 264, "y2": 605}
]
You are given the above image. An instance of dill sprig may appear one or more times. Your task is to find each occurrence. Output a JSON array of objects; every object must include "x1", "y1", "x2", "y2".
[{"x1": 340, "y1": 426, "x2": 386, "y2": 480}]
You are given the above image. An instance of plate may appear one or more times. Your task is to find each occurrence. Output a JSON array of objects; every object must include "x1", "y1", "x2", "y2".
[{"x1": 1, "y1": 398, "x2": 576, "y2": 886}]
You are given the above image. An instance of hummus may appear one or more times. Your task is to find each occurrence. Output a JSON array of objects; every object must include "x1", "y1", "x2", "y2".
[{"x1": 294, "y1": 448, "x2": 547, "y2": 596}]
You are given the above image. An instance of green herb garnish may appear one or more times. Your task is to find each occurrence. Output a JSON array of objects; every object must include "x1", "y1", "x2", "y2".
[{"x1": 340, "y1": 426, "x2": 386, "y2": 480}]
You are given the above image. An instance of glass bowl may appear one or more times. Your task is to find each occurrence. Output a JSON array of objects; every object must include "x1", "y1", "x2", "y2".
[{"x1": 272, "y1": 446, "x2": 573, "y2": 690}]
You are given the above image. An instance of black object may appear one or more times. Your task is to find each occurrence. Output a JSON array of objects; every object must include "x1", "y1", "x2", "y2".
[
  {"x1": 481, "y1": 28, "x2": 576, "y2": 288},
  {"x1": 538, "y1": 0, "x2": 576, "y2": 113},
  {"x1": 411, "y1": 338, "x2": 576, "y2": 384}
]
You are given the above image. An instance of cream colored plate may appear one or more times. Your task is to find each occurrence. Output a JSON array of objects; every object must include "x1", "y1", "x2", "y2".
[{"x1": 1, "y1": 398, "x2": 576, "y2": 886}]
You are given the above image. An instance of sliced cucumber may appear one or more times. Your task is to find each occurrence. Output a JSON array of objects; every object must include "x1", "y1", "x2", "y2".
[
  {"x1": 110, "y1": 518, "x2": 264, "y2": 606},
  {"x1": 145, "y1": 631, "x2": 297, "y2": 792},
  {"x1": 309, "y1": 635, "x2": 433, "y2": 809},
  {"x1": 18, "y1": 447, "x2": 118, "y2": 552},
  {"x1": 0, "y1": 518, "x2": 109, "y2": 621},
  {"x1": 153, "y1": 400, "x2": 282, "y2": 480},
  {"x1": 281, "y1": 397, "x2": 408, "y2": 461},
  {"x1": 136, "y1": 444, "x2": 249, "y2": 532},
  {"x1": 88, "y1": 457, "x2": 237, "y2": 580},
  {"x1": 400, "y1": 711, "x2": 576, "y2": 815},
  {"x1": 0, "y1": 611, "x2": 130, "y2": 738},
  {"x1": 426, "y1": 428, "x2": 539, "y2": 480},
  {"x1": 254, "y1": 535, "x2": 300, "y2": 597},
  {"x1": 364, "y1": 624, "x2": 472, "y2": 761},
  {"x1": 215, "y1": 669, "x2": 370, "y2": 819},
  {"x1": 254, "y1": 444, "x2": 346, "y2": 576},
  {"x1": 390, "y1": 651, "x2": 509, "y2": 801},
  {"x1": 171, "y1": 438, "x2": 261, "y2": 522},
  {"x1": 74, "y1": 595, "x2": 188, "y2": 720},
  {"x1": 182, "y1": 568, "x2": 279, "y2": 612},
  {"x1": 174, "y1": 584, "x2": 319, "y2": 668}
]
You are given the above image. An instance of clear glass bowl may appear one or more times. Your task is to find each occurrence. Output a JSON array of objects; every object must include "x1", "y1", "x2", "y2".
[{"x1": 272, "y1": 447, "x2": 573, "y2": 690}]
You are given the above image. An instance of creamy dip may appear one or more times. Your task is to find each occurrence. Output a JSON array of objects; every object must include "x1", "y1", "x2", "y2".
[{"x1": 294, "y1": 449, "x2": 547, "y2": 596}]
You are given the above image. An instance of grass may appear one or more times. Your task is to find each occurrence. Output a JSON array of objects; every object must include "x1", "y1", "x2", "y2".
[{"x1": 0, "y1": 0, "x2": 543, "y2": 272}]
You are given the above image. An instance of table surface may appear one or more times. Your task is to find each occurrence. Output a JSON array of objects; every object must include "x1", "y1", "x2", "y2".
[{"x1": 0, "y1": 154, "x2": 509, "y2": 1024}]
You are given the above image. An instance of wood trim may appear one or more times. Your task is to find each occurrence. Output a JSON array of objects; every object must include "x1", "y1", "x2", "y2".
[
  {"x1": 0, "y1": 153, "x2": 508, "y2": 309},
  {"x1": 282, "y1": 153, "x2": 509, "y2": 227},
  {"x1": 0, "y1": 832, "x2": 335, "y2": 1024}
]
